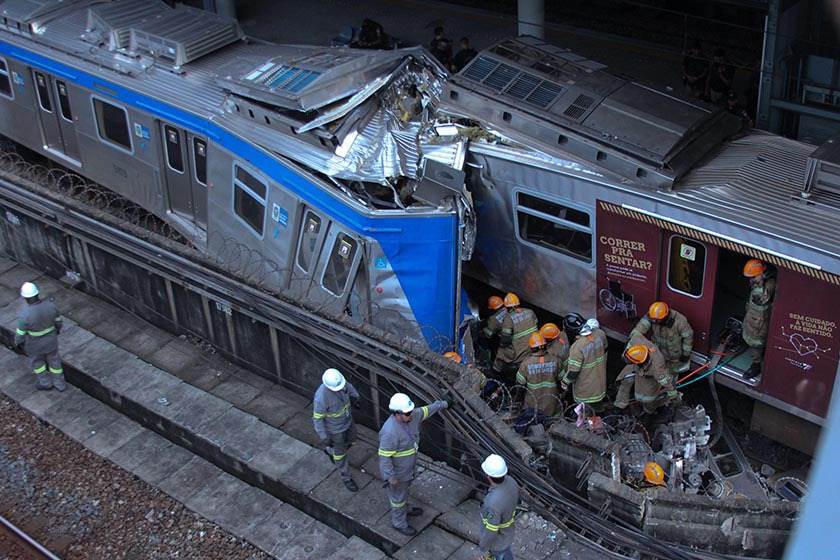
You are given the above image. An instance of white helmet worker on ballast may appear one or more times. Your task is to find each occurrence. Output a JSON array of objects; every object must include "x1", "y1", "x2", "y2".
[
  {"x1": 478, "y1": 453, "x2": 520, "y2": 559},
  {"x1": 15, "y1": 281, "x2": 65, "y2": 392},
  {"x1": 20, "y1": 282, "x2": 39, "y2": 298},
  {"x1": 312, "y1": 367, "x2": 360, "y2": 492}
]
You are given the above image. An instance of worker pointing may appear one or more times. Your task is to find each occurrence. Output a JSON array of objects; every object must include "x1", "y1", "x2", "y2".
[
  {"x1": 477, "y1": 454, "x2": 519, "y2": 560},
  {"x1": 379, "y1": 392, "x2": 448, "y2": 536},
  {"x1": 14, "y1": 282, "x2": 64, "y2": 391},
  {"x1": 629, "y1": 301, "x2": 693, "y2": 374},
  {"x1": 313, "y1": 368, "x2": 360, "y2": 492}
]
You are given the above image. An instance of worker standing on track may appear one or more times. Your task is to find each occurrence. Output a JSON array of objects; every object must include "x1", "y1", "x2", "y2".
[
  {"x1": 495, "y1": 293, "x2": 538, "y2": 384},
  {"x1": 540, "y1": 322, "x2": 569, "y2": 379},
  {"x1": 379, "y1": 392, "x2": 448, "y2": 536},
  {"x1": 312, "y1": 368, "x2": 360, "y2": 492},
  {"x1": 614, "y1": 336, "x2": 679, "y2": 414},
  {"x1": 742, "y1": 259, "x2": 775, "y2": 379},
  {"x1": 477, "y1": 454, "x2": 519, "y2": 560},
  {"x1": 629, "y1": 301, "x2": 694, "y2": 374},
  {"x1": 562, "y1": 319, "x2": 607, "y2": 410},
  {"x1": 14, "y1": 282, "x2": 64, "y2": 391},
  {"x1": 514, "y1": 333, "x2": 560, "y2": 433}
]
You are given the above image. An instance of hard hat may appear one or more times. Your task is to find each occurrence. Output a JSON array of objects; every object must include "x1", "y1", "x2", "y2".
[
  {"x1": 624, "y1": 344, "x2": 650, "y2": 365},
  {"x1": 503, "y1": 292, "x2": 520, "y2": 308},
  {"x1": 563, "y1": 313, "x2": 584, "y2": 334},
  {"x1": 643, "y1": 462, "x2": 665, "y2": 486},
  {"x1": 648, "y1": 301, "x2": 670, "y2": 321},
  {"x1": 743, "y1": 259, "x2": 766, "y2": 278},
  {"x1": 20, "y1": 282, "x2": 38, "y2": 298},
  {"x1": 579, "y1": 318, "x2": 599, "y2": 336},
  {"x1": 528, "y1": 332, "x2": 546, "y2": 349},
  {"x1": 481, "y1": 454, "x2": 508, "y2": 478},
  {"x1": 443, "y1": 351, "x2": 462, "y2": 363},
  {"x1": 487, "y1": 296, "x2": 504, "y2": 311},
  {"x1": 540, "y1": 323, "x2": 561, "y2": 341},
  {"x1": 322, "y1": 368, "x2": 346, "y2": 391},
  {"x1": 389, "y1": 392, "x2": 415, "y2": 414}
]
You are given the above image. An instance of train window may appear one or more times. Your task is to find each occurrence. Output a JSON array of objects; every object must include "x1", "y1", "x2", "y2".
[
  {"x1": 233, "y1": 164, "x2": 266, "y2": 236},
  {"x1": 296, "y1": 211, "x2": 322, "y2": 272},
  {"x1": 193, "y1": 138, "x2": 207, "y2": 185},
  {"x1": 93, "y1": 98, "x2": 132, "y2": 151},
  {"x1": 667, "y1": 235, "x2": 706, "y2": 297},
  {"x1": 34, "y1": 72, "x2": 52, "y2": 112},
  {"x1": 0, "y1": 58, "x2": 12, "y2": 99},
  {"x1": 163, "y1": 125, "x2": 184, "y2": 173},
  {"x1": 322, "y1": 233, "x2": 358, "y2": 295},
  {"x1": 515, "y1": 192, "x2": 592, "y2": 262},
  {"x1": 55, "y1": 80, "x2": 72, "y2": 121}
]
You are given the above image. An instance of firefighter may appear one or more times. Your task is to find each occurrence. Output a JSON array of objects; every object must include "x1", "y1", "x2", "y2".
[
  {"x1": 494, "y1": 293, "x2": 538, "y2": 381},
  {"x1": 481, "y1": 295, "x2": 508, "y2": 352},
  {"x1": 562, "y1": 319, "x2": 607, "y2": 409},
  {"x1": 14, "y1": 282, "x2": 64, "y2": 391},
  {"x1": 563, "y1": 313, "x2": 585, "y2": 344},
  {"x1": 614, "y1": 337, "x2": 679, "y2": 414},
  {"x1": 513, "y1": 333, "x2": 560, "y2": 433},
  {"x1": 312, "y1": 368, "x2": 360, "y2": 492},
  {"x1": 629, "y1": 301, "x2": 694, "y2": 373},
  {"x1": 742, "y1": 259, "x2": 775, "y2": 379},
  {"x1": 540, "y1": 322, "x2": 569, "y2": 379},
  {"x1": 478, "y1": 454, "x2": 519, "y2": 560},
  {"x1": 643, "y1": 461, "x2": 666, "y2": 487},
  {"x1": 379, "y1": 392, "x2": 448, "y2": 536}
]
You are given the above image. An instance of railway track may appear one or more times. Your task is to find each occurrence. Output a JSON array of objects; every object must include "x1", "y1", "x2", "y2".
[{"x1": 0, "y1": 514, "x2": 60, "y2": 560}]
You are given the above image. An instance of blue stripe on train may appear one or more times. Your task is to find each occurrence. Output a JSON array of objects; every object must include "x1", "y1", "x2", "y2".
[{"x1": 0, "y1": 40, "x2": 457, "y2": 349}]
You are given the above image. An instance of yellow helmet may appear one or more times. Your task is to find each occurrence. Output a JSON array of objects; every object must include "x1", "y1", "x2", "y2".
[
  {"x1": 528, "y1": 332, "x2": 546, "y2": 349},
  {"x1": 743, "y1": 258, "x2": 766, "y2": 278},
  {"x1": 644, "y1": 462, "x2": 665, "y2": 486},
  {"x1": 487, "y1": 296, "x2": 504, "y2": 311},
  {"x1": 503, "y1": 292, "x2": 520, "y2": 308},
  {"x1": 443, "y1": 351, "x2": 462, "y2": 363},
  {"x1": 540, "y1": 323, "x2": 561, "y2": 341},
  {"x1": 624, "y1": 344, "x2": 650, "y2": 365},
  {"x1": 647, "y1": 301, "x2": 670, "y2": 321}
]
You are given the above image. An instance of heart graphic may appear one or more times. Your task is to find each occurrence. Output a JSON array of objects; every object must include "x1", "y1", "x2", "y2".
[{"x1": 790, "y1": 333, "x2": 818, "y2": 357}]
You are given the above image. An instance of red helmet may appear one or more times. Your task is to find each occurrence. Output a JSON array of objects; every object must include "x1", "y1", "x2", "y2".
[{"x1": 487, "y1": 296, "x2": 504, "y2": 311}]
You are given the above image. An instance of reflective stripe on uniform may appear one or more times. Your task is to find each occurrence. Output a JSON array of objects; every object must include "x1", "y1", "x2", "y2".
[
  {"x1": 525, "y1": 381, "x2": 557, "y2": 390},
  {"x1": 49, "y1": 366, "x2": 63, "y2": 374},
  {"x1": 312, "y1": 402, "x2": 350, "y2": 419},
  {"x1": 15, "y1": 328, "x2": 26, "y2": 335},
  {"x1": 512, "y1": 326, "x2": 537, "y2": 339},
  {"x1": 332, "y1": 452, "x2": 346, "y2": 461},
  {"x1": 378, "y1": 444, "x2": 418, "y2": 458},
  {"x1": 575, "y1": 391, "x2": 606, "y2": 404},
  {"x1": 390, "y1": 499, "x2": 406, "y2": 508},
  {"x1": 33, "y1": 364, "x2": 47, "y2": 374},
  {"x1": 27, "y1": 326, "x2": 56, "y2": 337},
  {"x1": 482, "y1": 513, "x2": 516, "y2": 532}
]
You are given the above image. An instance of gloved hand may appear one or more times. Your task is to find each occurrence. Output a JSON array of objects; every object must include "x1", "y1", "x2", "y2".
[
  {"x1": 560, "y1": 381, "x2": 569, "y2": 393},
  {"x1": 352, "y1": 398, "x2": 361, "y2": 410},
  {"x1": 442, "y1": 391, "x2": 454, "y2": 408},
  {"x1": 666, "y1": 389, "x2": 679, "y2": 399},
  {"x1": 55, "y1": 323, "x2": 62, "y2": 335}
]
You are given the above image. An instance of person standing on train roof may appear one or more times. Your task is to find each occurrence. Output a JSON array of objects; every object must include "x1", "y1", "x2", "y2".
[
  {"x1": 495, "y1": 293, "x2": 538, "y2": 383},
  {"x1": 477, "y1": 454, "x2": 520, "y2": 560},
  {"x1": 629, "y1": 301, "x2": 694, "y2": 374},
  {"x1": 742, "y1": 259, "x2": 776, "y2": 379},
  {"x1": 540, "y1": 322, "x2": 569, "y2": 380},
  {"x1": 614, "y1": 335, "x2": 680, "y2": 414},
  {"x1": 562, "y1": 318, "x2": 608, "y2": 411},
  {"x1": 379, "y1": 392, "x2": 448, "y2": 536},
  {"x1": 313, "y1": 368, "x2": 361, "y2": 492},
  {"x1": 14, "y1": 282, "x2": 65, "y2": 391}
]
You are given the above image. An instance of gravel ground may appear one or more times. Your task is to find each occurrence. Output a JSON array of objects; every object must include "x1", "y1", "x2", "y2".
[{"x1": 0, "y1": 395, "x2": 272, "y2": 560}]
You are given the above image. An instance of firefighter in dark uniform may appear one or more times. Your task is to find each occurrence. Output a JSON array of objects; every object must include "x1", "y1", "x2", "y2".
[
  {"x1": 493, "y1": 293, "x2": 538, "y2": 383},
  {"x1": 14, "y1": 282, "x2": 64, "y2": 391}
]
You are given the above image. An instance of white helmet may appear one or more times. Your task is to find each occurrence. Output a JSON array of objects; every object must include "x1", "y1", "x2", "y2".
[
  {"x1": 389, "y1": 392, "x2": 415, "y2": 414},
  {"x1": 20, "y1": 282, "x2": 39, "y2": 298},
  {"x1": 579, "y1": 318, "x2": 600, "y2": 336},
  {"x1": 481, "y1": 454, "x2": 508, "y2": 478},
  {"x1": 322, "y1": 368, "x2": 346, "y2": 391}
]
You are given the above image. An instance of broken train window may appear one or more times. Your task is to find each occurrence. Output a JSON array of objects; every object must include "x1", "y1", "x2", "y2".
[
  {"x1": 516, "y1": 191, "x2": 592, "y2": 262},
  {"x1": 322, "y1": 233, "x2": 358, "y2": 296}
]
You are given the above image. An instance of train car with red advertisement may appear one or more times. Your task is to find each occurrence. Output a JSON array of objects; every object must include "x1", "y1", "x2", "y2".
[{"x1": 442, "y1": 36, "x2": 840, "y2": 452}]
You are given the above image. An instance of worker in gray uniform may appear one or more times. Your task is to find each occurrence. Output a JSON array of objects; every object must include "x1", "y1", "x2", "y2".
[
  {"x1": 313, "y1": 368, "x2": 360, "y2": 492},
  {"x1": 379, "y1": 392, "x2": 448, "y2": 536},
  {"x1": 478, "y1": 454, "x2": 519, "y2": 560},
  {"x1": 14, "y1": 282, "x2": 64, "y2": 391}
]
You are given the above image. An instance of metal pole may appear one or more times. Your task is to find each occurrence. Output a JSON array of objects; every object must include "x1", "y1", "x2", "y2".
[
  {"x1": 756, "y1": 0, "x2": 779, "y2": 131},
  {"x1": 518, "y1": 0, "x2": 545, "y2": 39}
]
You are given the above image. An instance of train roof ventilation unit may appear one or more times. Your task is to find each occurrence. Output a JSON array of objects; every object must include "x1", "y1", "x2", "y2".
[
  {"x1": 443, "y1": 36, "x2": 743, "y2": 189},
  {"x1": 0, "y1": 0, "x2": 104, "y2": 35},
  {"x1": 216, "y1": 47, "x2": 413, "y2": 112},
  {"x1": 127, "y1": 4, "x2": 243, "y2": 70},
  {"x1": 84, "y1": 0, "x2": 172, "y2": 51},
  {"x1": 802, "y1": 136, "x2": 840, "y2": 207}
]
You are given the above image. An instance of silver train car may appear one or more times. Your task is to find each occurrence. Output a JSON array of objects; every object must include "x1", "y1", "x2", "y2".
[{"x1": 0, "y1": 0, "x2": 470, "y2": 349}]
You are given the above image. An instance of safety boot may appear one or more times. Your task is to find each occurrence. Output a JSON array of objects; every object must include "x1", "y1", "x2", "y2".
[
  {"x1": 52, "y1": 373, "x2": 67, "y2": 392},
  {"x1": 393, "y1": 525, "x2": 417, "y2": 537},
  {"x1": 744, "y1": 362, "x2": 762, "y2": 380},
  {"x1": 343, "y1": 478, "x2": 359, "y2": 492},
  {"x1": 36, "y1": 374, "x2": 52, "y2": 391}
]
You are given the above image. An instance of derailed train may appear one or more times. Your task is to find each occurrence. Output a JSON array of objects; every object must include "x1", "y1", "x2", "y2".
[{"x1": 0, "y1": 0, "x2": 837, "y2": 446}]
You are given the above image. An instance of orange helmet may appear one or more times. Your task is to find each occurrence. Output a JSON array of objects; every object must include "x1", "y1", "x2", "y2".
[
  {"x1": 624, "y1": 344, "x2": 650, "y2": 365},
  {"x1": 528, "y1": 332, "x2": 546, "y2": 349},
  {"x1": 540, "y1": 323, "x2": 562, "y2": 341},
  {"x1": 443, "y1": 351, "x2": 462, "y2": 363},
  {"x1": 503, "y1": 292, "x2": 520, "y2": 308},
  {"x1": 648, "y1": 301, "x2": 670, "y2": 322},
  {"x1": 644, "y1": 462, "x2": 665, "y2": 486},
  {"x1": 487, "y1": 296, "x2": 504, "y2": 311},
  {"x1": 743, "y1": 258, "x2": 766, "y2": 278}
]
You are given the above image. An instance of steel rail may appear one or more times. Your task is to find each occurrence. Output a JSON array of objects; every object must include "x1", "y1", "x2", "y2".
[
  {"x1": 0, "y1": 514, "x2": 61, "y2": 560},
  {"x1": 0, "y1": 173, "x2": 729, "y2": 560}
]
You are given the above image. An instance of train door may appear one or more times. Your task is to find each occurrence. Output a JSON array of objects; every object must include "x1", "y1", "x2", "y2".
[
  {"x1": 53, "y1": 80, "x2": 80, "y2": 162},
  {"x1": 160, "y1": 123, "x2": 206, "y2": 229},
  {"x1": 289, "y1": 207, "x2": 329, "y2": 299},
  {"x1": 32, "y1": 71, "x2": 73, "y2": 162},
  {"x1": 307, "y1": 224, "x2": 362, "y2": 316},
  {"x1": 657, "y1": 234, "x2": 719, "y2": 354},
  {"x1": 188, "y1": 135, "x2": 208, "y2": 229}
]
